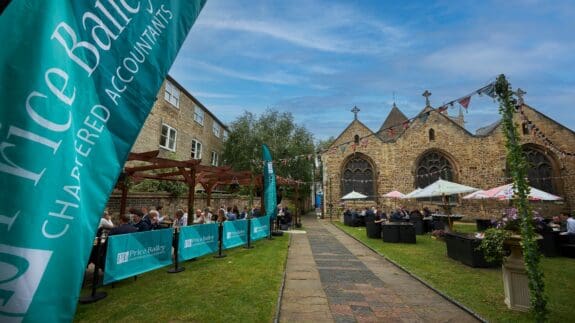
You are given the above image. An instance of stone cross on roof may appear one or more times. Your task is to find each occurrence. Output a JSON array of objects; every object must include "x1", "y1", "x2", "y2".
[
  {"x1": 351, "y1": 106, "x2": 360, "y2": 120},
  {"x1": 422, "y1": 90, "x2": 432, "y2": 107}
]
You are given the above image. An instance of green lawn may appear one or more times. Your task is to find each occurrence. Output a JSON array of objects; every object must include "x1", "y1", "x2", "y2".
[
  {"x1": 335, "y1": 222, "x2": 575, "y2": 323},
  {"x1": 75, "y1": 235, "x2": 289, "y2": 322}
]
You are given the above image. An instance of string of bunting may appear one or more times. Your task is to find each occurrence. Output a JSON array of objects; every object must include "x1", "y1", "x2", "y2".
[
  {"x1": 320, "y1": 79, "x2": 498, "y2": 156},
  {"x1": 518, "y1": 106, "x2": 575, "y2": 158}
]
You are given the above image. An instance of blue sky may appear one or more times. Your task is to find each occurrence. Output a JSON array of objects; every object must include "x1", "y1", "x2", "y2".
[{"x1": 169, "y1": 0, "x2": 575, "y2": 141}]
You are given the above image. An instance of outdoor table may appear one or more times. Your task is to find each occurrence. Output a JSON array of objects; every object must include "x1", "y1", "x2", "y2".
[
  {"x1": 432, "y1": 214, "x2": 464, "y2": 232},
  {"x1": 382, "y1": 223, "x2": 415, "y2": 244}
]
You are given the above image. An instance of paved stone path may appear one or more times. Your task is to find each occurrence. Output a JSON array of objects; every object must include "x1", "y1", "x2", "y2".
[{"x1": 280, "y1": 215, "x2": 479, "y2": 323}]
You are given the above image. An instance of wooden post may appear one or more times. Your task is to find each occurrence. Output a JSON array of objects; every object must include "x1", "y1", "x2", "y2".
[
  {"x1": 187, "y1": 168, "x2": 196, "y2": 218},
  {"x1": 119, "y1": 178, "x2": 129, "y2": 216}
]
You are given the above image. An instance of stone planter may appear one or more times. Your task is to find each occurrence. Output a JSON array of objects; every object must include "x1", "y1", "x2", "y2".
[{"x1": 502, "y1": 236, "x2": 530, "y2": 312}]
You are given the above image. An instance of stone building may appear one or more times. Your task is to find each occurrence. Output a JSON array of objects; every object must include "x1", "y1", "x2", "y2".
[
  {"x1": 320, "y1": 96, "x2": 575, "y2": 219},
  {"x1": 131, "y1": 75, "x2": 228, "y2": 166}
]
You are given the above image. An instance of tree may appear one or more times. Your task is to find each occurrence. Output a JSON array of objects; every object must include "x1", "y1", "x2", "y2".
[{"x1": 223, "y1": 109, "x2": 315, "y2": 183}]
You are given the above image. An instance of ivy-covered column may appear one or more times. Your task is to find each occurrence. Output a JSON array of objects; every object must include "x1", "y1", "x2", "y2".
[{"x1": 495, "y1": 74, "x2": 548, "y2": 322}]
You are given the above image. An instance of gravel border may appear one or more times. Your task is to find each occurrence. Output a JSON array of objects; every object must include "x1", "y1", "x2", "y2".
[
  {"x1": 273, "y1": 232, "x2": 292, "y2": 323},
  {"x1": 331, "y1": 222, "x2": 487, "y2": 323}
]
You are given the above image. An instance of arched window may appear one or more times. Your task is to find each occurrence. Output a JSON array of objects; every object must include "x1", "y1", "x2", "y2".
[
  {"x1": 341, "y1": 156, "x2": 375, "y2": 199},
  {"x1": 415, "y1": 151, "x2": 454, "y2": 188},
  {"x1": 354, "y1": 134, "x2": 360, "y2": 144},
  {"x1": 523, "y1": 146, "x2": 557, "y2": 194},
  {"x1": 429, "y1": 129, "x2": 435, "y2": 141}
]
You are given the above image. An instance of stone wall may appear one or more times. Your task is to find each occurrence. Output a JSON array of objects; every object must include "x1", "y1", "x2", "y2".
[
  {"x1": 131, "y1": 77, "x2": 227, "y2": 165},
  {"x1": 321, "y1": 104, "x2": 575, "y2": 220},
  {"x1": 105, "y1": 191, "x2": 311, "y2": 217}
]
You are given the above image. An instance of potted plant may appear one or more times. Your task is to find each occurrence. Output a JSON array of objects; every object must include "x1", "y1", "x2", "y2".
[{"x1": 477, "y1": 208, "x2": 545, "y2": 311}]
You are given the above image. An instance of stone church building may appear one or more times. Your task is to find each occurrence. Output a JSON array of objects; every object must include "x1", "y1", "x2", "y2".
[{"x1": 320, "y1": 96, "x2": 575, "y2": 219}]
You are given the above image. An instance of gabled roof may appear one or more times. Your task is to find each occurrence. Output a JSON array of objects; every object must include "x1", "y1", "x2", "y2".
[
  {"x1": 475, "y1": 120, "x2": 502, "y2": 136},
  {"x1": 379, "y1": 104, "x2": 408, "y2": 132},
  {"x1": 327, "y1": 118, "x2": 379, "y2": 149}
]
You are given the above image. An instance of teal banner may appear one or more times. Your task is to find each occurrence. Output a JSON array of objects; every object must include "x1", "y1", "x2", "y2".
[
  {"x1": 0, "y1": 1, "x2": 206, "y2": 321},
  {"x1": 178, "y1": 223, "x2": 218, "y2": 261},
  {"x1": 103, "y1": 229, "x2": 173, "y2": 285},
  {"x1": 223, "y1": 220, "x2": 248, "y2": 249},
  {"x1": 251, "y1": 216, "x2": 270, "y2": 241},
  {"x1": 262, "y1": 144, "x2": 278, "y2": 219}
]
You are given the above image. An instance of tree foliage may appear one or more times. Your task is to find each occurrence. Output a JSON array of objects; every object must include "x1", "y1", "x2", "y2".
[{"x1": 222, "y1": 109, "x2": 315, "y2": 183}]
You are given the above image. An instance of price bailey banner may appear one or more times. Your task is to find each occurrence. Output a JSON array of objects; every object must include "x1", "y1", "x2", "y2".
[
  {"x1": 262, "y1": 144, "x2": 278, "y2": 219},
  {"x1": 178, "y1": 223, "x2": 218, "y2": 261},
  {"x1": 103, "y1": 229, "x2": 173, "y2": 285},
  {"x1": 251, "y1": 216, "x2": 270, "y2": 241},
  {"x1": 0, "y1": 1, "x2": 206, "y2": 321},
  {"x1": 223, "y1": 220, "x2": 248, "y2": 249}
]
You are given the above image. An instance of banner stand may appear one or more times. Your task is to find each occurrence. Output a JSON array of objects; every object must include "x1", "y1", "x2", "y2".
[
  {"x1": 244, "y1": 218, "x2": 254, "y2": 249},
  {"x1": 167, "y1": 228, "x2": 185, "y2": 273},
  {"x1": 267, "y1": 217, "x2": 274, "y2": 240},
  {"x1": 80, "y1": 237, "x2": 107, "y2": 304},
  {"x1": 214, "y1": 222, "x2": 227, "y2": 258}
]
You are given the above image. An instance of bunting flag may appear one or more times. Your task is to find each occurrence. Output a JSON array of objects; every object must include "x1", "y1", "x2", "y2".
[
  {"x1": 478, "y1": 83, "x2": 496, "y2": 98},
  {"x1": 437, "y1": 106, "x2": 448, "y2": 113},
  {"x1": 402, "y1": 121, "x2": 410, "y2": 129},
  {"x1": 0, "y1": 1, "x2": 207, "y2": 321},
  {"x1": 458, "y1": 96, "x2": 471, "y2": 109}
]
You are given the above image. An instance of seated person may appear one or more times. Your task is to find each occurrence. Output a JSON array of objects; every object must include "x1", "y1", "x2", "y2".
[
  {"x1": 97, "y1": 210, "x2": 114, "y2": 236},
  {"x1": 422, "y1": 207, "x2": 432, "y2": 218},
  {"x1": 193, "y1": 208, "x2": 205, "y2": 224},
  {"x1": 109, "y1": 213, "x2": 138, "y2": 236},
  {"x1": 203, "y1": 208, "x2": 213, "y2": 224},
  {"x1": 567, "y1": 213, "x2": 575, "y2": 235},
  {"x1": 132, "y1": 210, "x2": 150, "y2": 232},
  {"x1": 173, "y1": 209, "x2": 187, "y2": 228},
  {"x1": 410, "y1": 209, "x2": 423, "y2": 221},
  {"x1": 281, "y1": 207, "x2": 292, "y2": 225},
  {"x1": 149, "y1": 210, "x2": 162, "y2": 230},
  {"x1": 226, "y1": 206, "x2": 238, "y2": 221},
  {"x1": 391, "y1": 208, "x2": 404, "y2": 221}
]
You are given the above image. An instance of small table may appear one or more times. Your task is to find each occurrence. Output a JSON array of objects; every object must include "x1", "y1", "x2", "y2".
[{"x1": 432, "y1": 214, "x2": 464, "y2": 232}]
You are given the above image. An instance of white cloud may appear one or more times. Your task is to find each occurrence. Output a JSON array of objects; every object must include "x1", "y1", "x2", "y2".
[
  {"x1": 188, "y1": 60, "x2": 304, "y2": 85},
  {"x1": 422, "y1": 41, "x2": 570, "y2": 79}
]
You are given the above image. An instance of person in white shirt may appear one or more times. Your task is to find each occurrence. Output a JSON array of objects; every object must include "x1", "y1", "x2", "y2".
[
  {"x1": 173, "y1": 209, "x2": 187, "y2": 227},
  {"x1": 193, "y1": 208, "x2": 205, "y2": 224},
  {"x1": 203, "y1": 208, "x2": 213, "y2": 224},
  {"x1": 98, "y1": 210, "x2": 114, "y2": 232},
  {"x1": 567, "y1": 214, "x2": 575, "y2": 235}
]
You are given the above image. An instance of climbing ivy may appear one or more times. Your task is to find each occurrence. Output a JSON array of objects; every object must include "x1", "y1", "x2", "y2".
[{"x1": 495, "y1": 74, "x2": 548, "y2": 322}]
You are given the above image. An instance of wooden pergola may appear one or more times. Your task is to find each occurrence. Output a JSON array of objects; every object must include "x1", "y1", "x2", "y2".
[
  {"x1": 118, "y1": 150, "x2": 253, "y2": 215},
  {"x1": 117, "y1": 150, "x2": 307, "y2": 222}
]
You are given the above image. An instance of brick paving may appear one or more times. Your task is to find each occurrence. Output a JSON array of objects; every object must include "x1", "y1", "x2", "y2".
[{"x1": 279, "y1": 215, "x2": 479, "y2": 323}]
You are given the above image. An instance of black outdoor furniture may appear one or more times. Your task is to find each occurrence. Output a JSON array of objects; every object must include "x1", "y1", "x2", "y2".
[
  {"x1": 382, "y1": 223, "x2": 416, "y2": 244},
  {"x1": 352, "y1": 213, "x2": 365, "y2": 227},
  {"x1": 411, "y1": 220, "x2": 424, "y2": 235},
  {"x1": 444, "y1": 232, "x2": 498, "y2": 268},
  {"x1": 343, "y1": 212, "x2": 353, "y2": 226},
  {"x1": 399, "y1": 224, "x2": 416, "y2": 243},
  {"x1": 365, "y1": 214, "x2": 382, "y2": 239},
  {"x1": 539, "y1": 229, "x2": 560, "y2": 257},
  {"x1": 559, "y1": 234, "x2": 575, "y2": 258},
  {"x1": 476, "y1": 219, "x2": 493, "y2": 232}
]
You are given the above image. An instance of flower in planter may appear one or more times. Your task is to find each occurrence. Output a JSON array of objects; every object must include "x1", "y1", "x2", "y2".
[
  {"x1": 477, "y1": 208, "x2": 546, "y2": 263},
  {"x1": 431, "y1": 229, "x2": 446, "y2": 239}
]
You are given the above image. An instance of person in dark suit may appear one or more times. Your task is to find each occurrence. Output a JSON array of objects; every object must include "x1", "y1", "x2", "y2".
[
  {"x1": 132, "y1": 210, "x2": 150, "y2": 232},
  {"x1": 109, "y1": 213, "x2": 138, "y2": 236}
]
